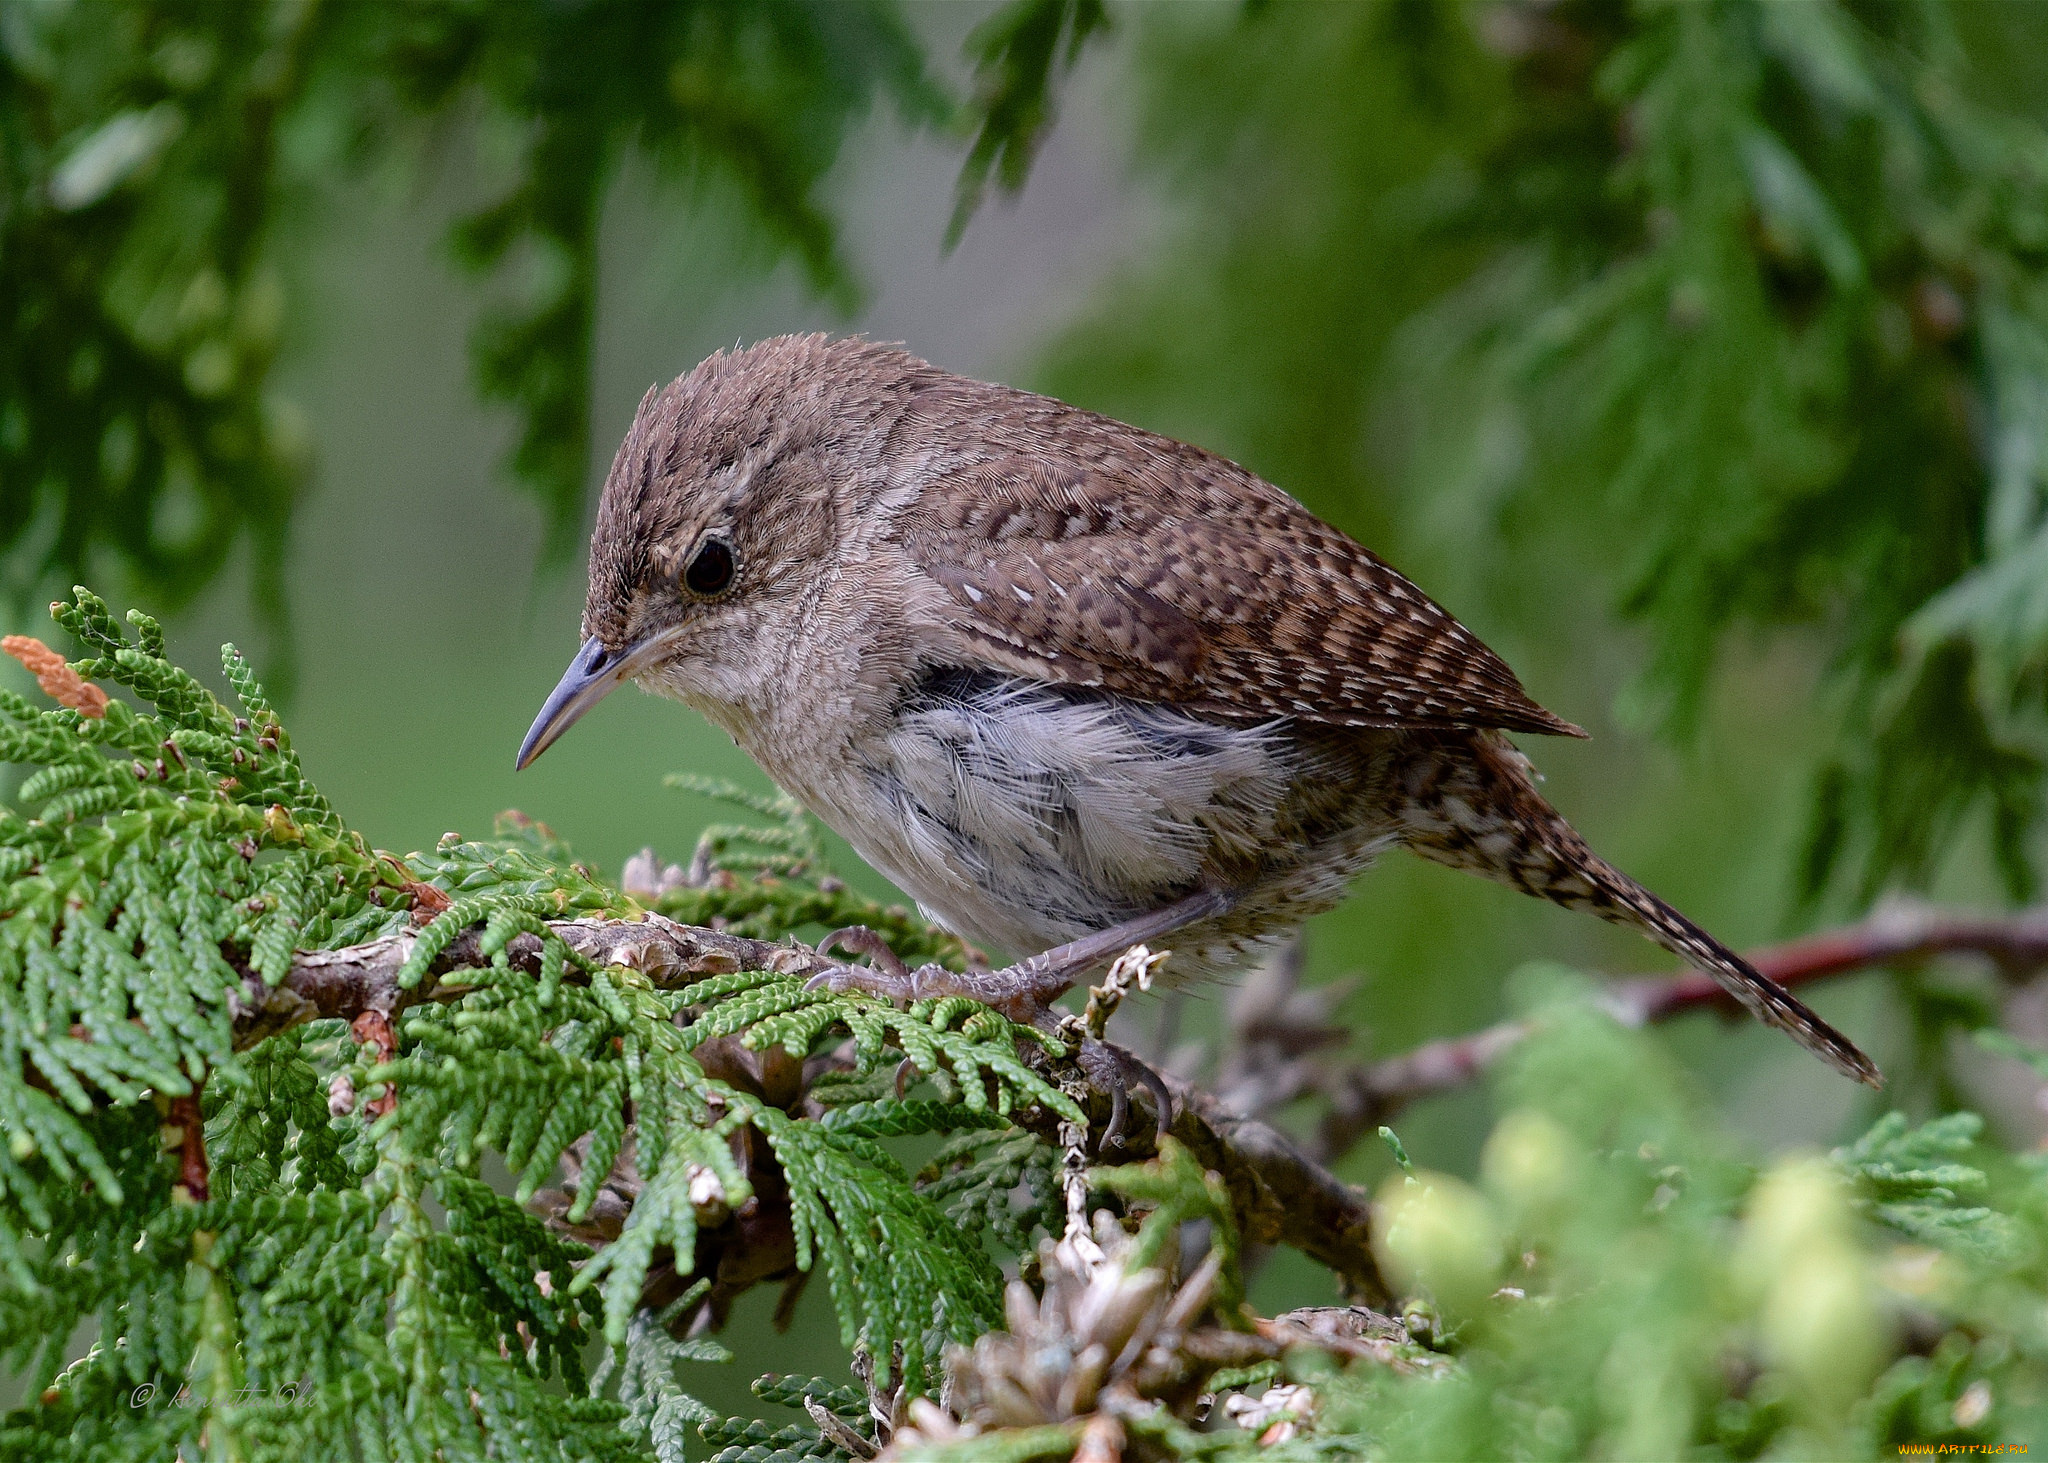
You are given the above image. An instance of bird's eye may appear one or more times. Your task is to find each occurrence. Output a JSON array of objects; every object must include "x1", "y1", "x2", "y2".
[{"x1": 682, "y1": 536, "x2": 737, "y2": 597}]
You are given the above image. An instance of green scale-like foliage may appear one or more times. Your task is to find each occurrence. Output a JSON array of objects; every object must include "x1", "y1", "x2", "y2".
[
  {"x1": 894, "y1": 1005, "x2": 2048, "y2": 1463},
  {"x1": 0, "y1": 591, "x2": 1079, "y2": 1463},
  {"x1": 917, "y1": 1127, "x2": 1065, "y2": 1259},
  {"x1": 0, "y1": 593, "x2": 400, "y2": 1229},
  {"x1": 10, "y1": 590, "x2": 2048, "y2": 1463},
  {"x1": 688, "y1": 1371, "x2": 901, "y2": 1463}
]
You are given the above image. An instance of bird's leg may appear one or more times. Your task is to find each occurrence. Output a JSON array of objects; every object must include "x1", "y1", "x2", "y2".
[
  {"x1": 804, "y1": 885, "x2": 1238, "y2": 1026},
  {"x1": 816, "y1": 925, "x2": 912, "y2": 980},
  {"x1": 808, "y1": 892, "x2": 1228, "y2": 1148}
]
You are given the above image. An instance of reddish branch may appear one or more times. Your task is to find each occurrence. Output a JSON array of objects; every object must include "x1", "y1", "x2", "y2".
[
  {"x1": 1315, "y1": 898, "x2": 2048, "y2": 1160},
  {"x1": 1614, "y1": 900, "x2": 2048, "y2": 1020},
  {"x1": 350, "y1": 1011, "x2": 399, "y2": 1119},
  {"x1": 165, "y1": 1092, "x2": 208, "y2": 1202}
]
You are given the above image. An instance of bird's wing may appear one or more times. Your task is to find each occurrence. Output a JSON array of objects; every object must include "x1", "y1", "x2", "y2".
[{"x1": 897, "y1": 446, "x2": 1584, "y2": 737}]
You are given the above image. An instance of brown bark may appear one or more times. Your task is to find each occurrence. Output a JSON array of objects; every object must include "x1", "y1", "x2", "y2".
[{"x1": 166, "y1": 1090, "x2": 208, "y2": 1203}]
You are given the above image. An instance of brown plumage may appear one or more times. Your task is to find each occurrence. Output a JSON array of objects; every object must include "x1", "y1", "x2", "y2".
[
  {"x1": 897, "y1": 430, "x2": 1584, "y2": 738},
  {"x1": 521, "y1": 333, "x2": 1880, "y2": 1089}
]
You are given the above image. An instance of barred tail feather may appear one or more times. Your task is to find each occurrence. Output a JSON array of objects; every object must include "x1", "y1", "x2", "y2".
[
  {"x1": 1397, "y1": 730, "x2": 1883, "y2": 1088},
  {"x1": 1588, "y1": 870, "x2": 1883, "y2": 1088}
]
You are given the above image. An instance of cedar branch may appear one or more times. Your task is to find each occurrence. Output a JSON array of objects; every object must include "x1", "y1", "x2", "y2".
[{"x1": 232, "y1": 913, "x2": 1391, "y2": 1304}]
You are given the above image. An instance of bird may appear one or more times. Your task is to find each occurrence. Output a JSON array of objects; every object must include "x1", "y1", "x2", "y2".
[{"x1": 517, "y1": 333, "x2": 1880, "y2": 1090}]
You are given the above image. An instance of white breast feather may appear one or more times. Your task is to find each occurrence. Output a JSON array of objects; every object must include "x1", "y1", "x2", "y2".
[{"x1": 863, "y1": 677, "x2": 1296, "y2": 955}]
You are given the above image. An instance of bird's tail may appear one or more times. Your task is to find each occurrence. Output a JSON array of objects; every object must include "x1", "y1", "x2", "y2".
[{"x1": 1398, "y1": 731, "x2": 1882, "y2": 1088}]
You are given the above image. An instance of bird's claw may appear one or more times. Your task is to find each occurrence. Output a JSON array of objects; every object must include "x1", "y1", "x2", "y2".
[
  {"x1": 1076, "y1": 1037, "x2": 1176, "y2": 1148},
  {"x1": 803, "y1": 955, "x2": 948, "y2": 1005},
  {"x1": 803, "y1": 937, "x2": 1175, "y2": 1147},
  {"x1": 803, "y1": 944, "x2": 1067, "y2": 1024},
  {"x1": 815, "y1": 925, "x2": 912, "y2": 980},
  {"x1": 807, "y1": 926, "x2": 928, "y2": 1001}
]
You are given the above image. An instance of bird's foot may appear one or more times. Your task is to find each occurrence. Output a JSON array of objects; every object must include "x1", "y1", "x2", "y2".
[
  {"x1": 1076, "y1": 1036, "x2": 1176, "y2": 1147},
  {"x1": 806, "y1": 960, "x2": 1174, "y2": 1143},
  {"x1": 815, "y1": 925, "x2": 912, "y2": 980},
  {"x1": 803, "y1": 946, "x2": 1074, "y2": 1026},
  {"x1": 806, "y1": 886, "x2": 1240, "y2": 1026},
  {"x1": 804, "y1": 932, "x2": 1176, "y2": 1145}
]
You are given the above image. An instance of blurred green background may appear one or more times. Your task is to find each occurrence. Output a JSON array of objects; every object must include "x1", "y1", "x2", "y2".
[{"x1": 9, "y1": 0, "x2": 2048, "y2": 1345}]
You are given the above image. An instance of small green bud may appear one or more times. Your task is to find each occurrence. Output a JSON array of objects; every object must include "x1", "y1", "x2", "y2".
[
  {"x1": 1762, "y1": 1241, "x2": 1886, "y2": 1414},
  {"x1": 1736, "y1": 1155, "x2": 1855, "y2": 1286},
  {"x1": 1374, "y1": 1169, "x2": 1504, "y2": 1317},
  {"x1": 183, "y1": 340, "x2": 235, "y2": 399},
  {"x1": 1480, "y1": 1108, "x2": 1581, "y2": 1222},
  {"x1": 1737, "y1": 1155, "x2": 1890, "y2": 1416},
  {"x1": 235, "y1": 271, "x2": 284, "y2": 352}
]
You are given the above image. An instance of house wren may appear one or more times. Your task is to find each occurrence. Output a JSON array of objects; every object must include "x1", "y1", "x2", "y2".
[{"x1": 518, "y1": 334, "x2": 1880, "y2": 1088}]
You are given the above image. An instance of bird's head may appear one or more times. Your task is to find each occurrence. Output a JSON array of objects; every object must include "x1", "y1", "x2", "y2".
[{"x1": 516, "y1": 334, "x2": 914, "y2": 769}]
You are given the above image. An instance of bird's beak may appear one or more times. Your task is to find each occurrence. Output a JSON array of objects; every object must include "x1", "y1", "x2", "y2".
[{"x1": 516, "y1": 636, "x2": 635, "y2": 770}]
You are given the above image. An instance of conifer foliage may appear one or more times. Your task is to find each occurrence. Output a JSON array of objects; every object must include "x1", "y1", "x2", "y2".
[
  {"x1": 0, "y1": 590, "x2": 1078, "y2": 1461},
  {"x1": 1, "y1": 592, "x2": 2046, "y2": 1462}
]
